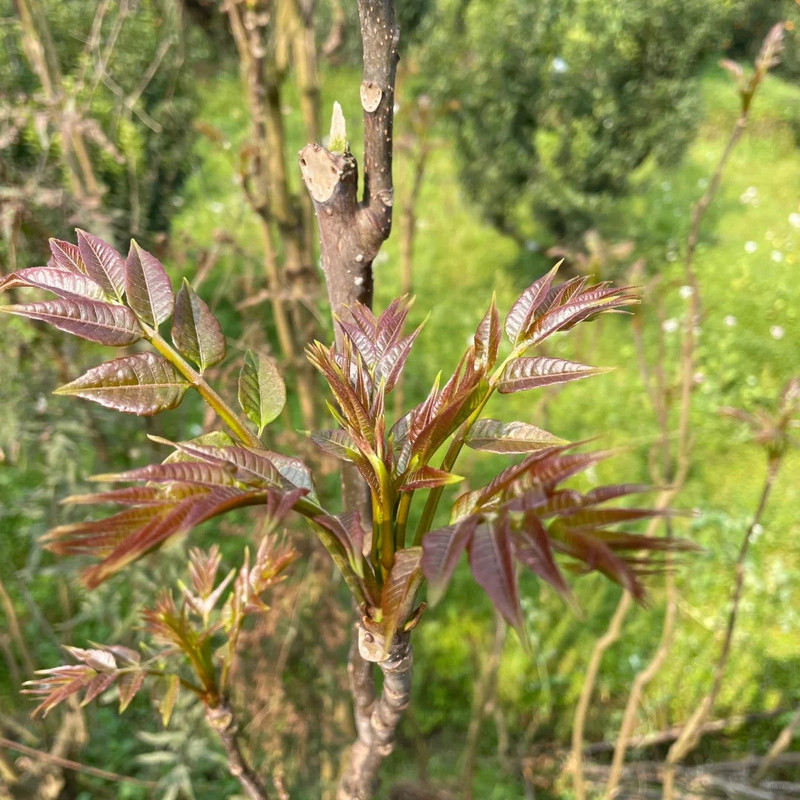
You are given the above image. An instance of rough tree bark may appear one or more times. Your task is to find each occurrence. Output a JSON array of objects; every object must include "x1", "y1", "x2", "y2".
[{"x1": 298, "y1": 2, "x2": 403, "y2": 797}]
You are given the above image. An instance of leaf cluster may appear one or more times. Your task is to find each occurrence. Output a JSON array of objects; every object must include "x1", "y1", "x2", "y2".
[
  {"x1": 23, "y1": 536, "x2": 297, "y2": 720},
  {"x1": 2, "y1": 231, "x2": 694, "y2": 670}
]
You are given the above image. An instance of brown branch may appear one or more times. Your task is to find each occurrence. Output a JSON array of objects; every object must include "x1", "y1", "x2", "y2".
[
  {"x1": 207, "y1": 704, "x2": 271, "y2": 800},
  {"x1": 0, "y1": 735, "x2": 154, "y2": 789},
  {"x1": 569, "y1": 590, "x2": 632, "y2": 800},
  {"x1": 663, "y1": 457, "x2": 782, "y2": 790},
  {"x1": 298, "y1": 4, "x2": 404, "y2": 798},
  {"x1": 337, "y1": 625, "x2": 413, "y2": 800},
  {"x1": 321, "y1": 0, "x2": 347, "y2": 60},
  {"x1": 299, "y1": 0, "x2": 399, "y2": 317},
  {"x1": 661, "y1": 31, "x2": 785, "y2": 798},
  {"x1": 603, "y1": 31, "x2": 787, "y2": 799},
  {"x1": 606, "y1": 570, "x2": 675, "y2": 796},
  {"x1": 583, "y1": 708, "x2": 793, "y2": 756},
  {"x1": 754, "y1": 704, "x2": 800, "y2": 783},
  {"x1": 224, "y1": 0, "x2": 320, "y2": 430}
]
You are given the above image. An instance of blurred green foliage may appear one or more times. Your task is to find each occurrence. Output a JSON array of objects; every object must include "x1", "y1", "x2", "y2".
[
  {"x1": 0, "y1": 0, "x2": 212, "y2": 267},
  {"x1": 423, "y1": 0, "x2": 753, "y2": 242}
]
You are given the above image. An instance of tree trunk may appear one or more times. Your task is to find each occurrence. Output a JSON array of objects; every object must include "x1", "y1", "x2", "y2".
[{"x1": 298, "y1": 1, "x2": 403, "y2": 796}]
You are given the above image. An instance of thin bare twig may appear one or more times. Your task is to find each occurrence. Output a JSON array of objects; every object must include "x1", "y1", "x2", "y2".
[
  {"x1": 207, "y1": 704, "x2": 271, "y2": 800},
  {"x1": 570, "y1": 590, "x2": 632, "y2": 800},
  {"x1": 754, "y1": 705, "x2": 800, "y2": 783},
  {"x1": 662, "y1": 27, "x2": 786, "y2": 799},
  {"x1": 0, "y1": 736, "x2": 155, "y2": 788},
  {"x1": 462, "y1": 613, "x2": 506, "y2": 800}
]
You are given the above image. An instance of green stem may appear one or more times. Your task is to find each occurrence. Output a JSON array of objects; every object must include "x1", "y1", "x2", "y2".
[
  {"x1": 145, "y1": 327, "x2": 262, "y2": 449},
  {"x1": 379, "y1": 500, "x2": 394, "y2": 578},
  {"x1": 395, "y1": 491, "x2": 412, "y2": 549},
  {"x1": 371, "y1": 489, "x2": 381, "y2": 569},
  {"x1": 144, "y1": 670, "x2": 205, "y2": 697}
]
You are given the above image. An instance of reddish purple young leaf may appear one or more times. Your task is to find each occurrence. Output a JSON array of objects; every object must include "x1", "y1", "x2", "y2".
[
  {"x1": 477, "y1": 446, "x2": 572, "y2": 504},
  {"x1": 172, "y1": 278, "x2": 225, "y2": 371},
  {"x1": 465, "y1": 419, "x2": 567, "y2": 453},
  {"x1": 421, "y1": 517, "x2": 478, "y2": 605},
  {"x1": 398, "y1": 466, "x2": 464, "y2": 491},
  {"x1": 62, "y1": 646, "x2": 117, "y2": 671},
  {"x1": 450, "y1": 489, "x2": 482, "y2": 523},
  {"x1": 91, "y1": 460, "x2": 239, "y2": 488},
  {"x1": 551, "y1": 506, "x2": 663, "y2": 530},
  {"x1": 314, "y1": 511, "x2": 367, "y2": 576},
  {"x1": 498, "y1": 357, "x2": 609, "y2": 394},
  {"x1": 54, "y1": 352, "x2": 189, "y2": 415},
  {"x1": 307, "y1": 341, "x2": 376, "y2": 445},
  {"x1": 81, "y1": 672, "x2": 118, "y2": 705},
  {"x1": 152, "y1": 437, "x2": 314, "y2": 496},
  {"x1": 42, "y1": 504, "x2": 178, "y2": 555},
  {"x1": 404, "y1": 354, "x2": 486, "y2": 463},
  {"x1": 474, "y1": 294, "x2": 501, "y2": 369},
  {"x1": 118, "y1": 670, "x2": 147, "y2": 712},
  {"x1": 720, "y1": 58, "x2": 744, "y2": 82},
  {"x1": 376, "y1": 323, "x2": 424, "y2": 392},
  {"x1": 101, "y1": 644, "x2": 141, "y2": 665},
  {"x1": 267, "y1": 451, "x2": 315, "y2": 494},
  {"x1": 0, "y1": 266, "x2": 108, "y2": 301},
  {"x1": 468, "y1": 518, "x2": 526, "y2": 640},
  {"x1": 336, "y1": 318, "x2": 379, "y2": 366},
  {"x1": 153, "y1": 439, "x2": 283, "y2": 488},
  {"x1": 23, "y1": 664, "x2": 100, "y2": 717},
  {"x1": 0, "y1": 297, "x2": 143, "y2": 346},
  {"x1": 83, "y1": 485, "x2": 276, "y2": 587},
  {"x1": 512, "y1": 513, "x2": 571, "y2": 598},
  {"x1": 310, "y1": 429, "x2": 359, "y2": 462},
  {"x1": 549, "y1": 526, "x2": 648, "y2": 602},
  {"x1": 523, "y1": 283, "x2": 639, "y2": 346},
  {"x1": 505, "y1": 263, "x2": 560, "y2": 344},
  {"x1": 587, "y1": 530, "x2": 696, "y2": 553},
  {"x1": 49, "y1": 238, "x2": 86, "y2": 275},
  {"x1": 582, "y1": 484, "x2": 653, "y2": 505},
  {"x1": 125, "y1": 240, "x2": 175, "y2": 327},
  {"x1": 515, "y1": 450, "x2": 611, "y2": 493},
  {"x1": 76, "y1": 230, "x2": 126, "y2": 301},
  {"x1": 61, "y1": 486, "x2": 176, "y2": 506}
]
